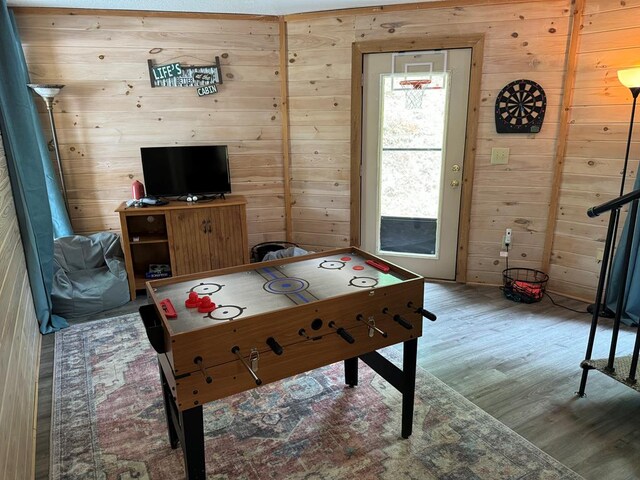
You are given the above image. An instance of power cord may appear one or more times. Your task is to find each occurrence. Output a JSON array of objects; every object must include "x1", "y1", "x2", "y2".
[
  {"x1": 544, "y1": 291, "x2": 589, "y2": 314},
  {"x1": 505, "y1": 244, "x2": 509, "y2": 271}
]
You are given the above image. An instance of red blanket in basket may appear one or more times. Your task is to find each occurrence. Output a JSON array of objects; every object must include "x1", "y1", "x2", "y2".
[{"x1": 513, "y1": 280, "x2": 544, "y2": 300}]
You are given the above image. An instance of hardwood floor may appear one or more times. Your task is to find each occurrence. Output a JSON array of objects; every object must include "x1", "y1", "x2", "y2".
[
  {"x1": 420, "y1": 283, "x2": 640, "y2": 480},
  {"x1": 35, "y1": 283, "x2": 640, "y2": 480}
]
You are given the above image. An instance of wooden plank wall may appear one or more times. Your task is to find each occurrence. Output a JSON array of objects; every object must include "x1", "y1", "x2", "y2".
[
  {"x1": 14, "y1": 11, "x2": 286, "y2": 247},
  {"x1": 13, "y1": 1, "x2": 638, "y2": 300},
  {"x1": 285, "y1": 0, "x2": 573, "y2": 281},
  {"x1": 548, "y1": 0, "x2": 640, "y2": 300},
  {"x1": 0, "y1": 134, "x2": 40, "y2": 480}
]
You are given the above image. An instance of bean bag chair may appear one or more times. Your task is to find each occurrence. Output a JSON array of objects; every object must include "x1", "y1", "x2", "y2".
[{"x1": 52, "y1": 232, "x2": 129, "y2": 318}]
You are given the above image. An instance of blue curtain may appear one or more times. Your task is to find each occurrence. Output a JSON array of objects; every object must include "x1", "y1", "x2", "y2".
[
  {"x1": 606, "y1": 174, "x2": 640, "y2": 327},
  {"x1": 0, "y1": 1, "x2": 69, "y2": 333}
]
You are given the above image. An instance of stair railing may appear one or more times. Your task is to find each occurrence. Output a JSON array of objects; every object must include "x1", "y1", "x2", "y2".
[{"x1": 578, "y1": 187, "x2": 640, "y2": 396}]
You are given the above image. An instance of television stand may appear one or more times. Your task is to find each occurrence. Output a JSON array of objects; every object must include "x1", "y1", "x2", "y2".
[{"x1": 116, "y1": 195, "x2": 249, "y2": 300}]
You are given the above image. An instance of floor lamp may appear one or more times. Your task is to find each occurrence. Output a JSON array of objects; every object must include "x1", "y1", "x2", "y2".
[
  {"x1": 588, "y1": 67, "x2": 640, "y2": 317},
  {"x1": 27, "y1": 83, "x2": 70, "y2": 216}
]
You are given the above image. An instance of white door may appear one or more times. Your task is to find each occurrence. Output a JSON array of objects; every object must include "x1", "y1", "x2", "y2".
[{"x1": 361, "y1": 49, "x2": 471, "y2": 280}]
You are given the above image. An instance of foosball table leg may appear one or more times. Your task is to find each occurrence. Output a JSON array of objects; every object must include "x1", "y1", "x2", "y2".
[
  {"x1": 344, "y1": 357, "x2": 359, "y2": 387},
  {"x1": 401, "y1": 338, "x2": 418, "y2": 439},
  {"x1": 158, "y1": 363, "x2": 206, "y2": 479},
  {"x1": 159, "y1": 363, "x2": 179, "y2": 449},
  {"x1": 179, "y1": 406, "x2": 206, "y2": 480}
]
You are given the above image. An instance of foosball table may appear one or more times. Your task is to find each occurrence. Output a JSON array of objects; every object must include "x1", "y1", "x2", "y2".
[{"x1": 140, "y1": 247, "x2": 436, "y2": 479}]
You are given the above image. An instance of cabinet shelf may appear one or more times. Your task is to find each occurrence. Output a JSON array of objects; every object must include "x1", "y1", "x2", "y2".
[
  {"x1": 134, "y1": 274, "x2": 171, "y2": 290},
  {"x1": 130, "y1": 234, "x2": 169, "y2": 244}
]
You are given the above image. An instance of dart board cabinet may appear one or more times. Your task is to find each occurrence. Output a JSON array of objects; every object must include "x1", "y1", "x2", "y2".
[{"x1": 495, "y1": 79, "x2": 546, "y2": 134}]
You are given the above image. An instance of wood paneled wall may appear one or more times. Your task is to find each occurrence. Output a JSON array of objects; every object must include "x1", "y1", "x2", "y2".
[
  {"x1": 548, "y1": 0, "x2": 640, "y2": 300},
  {"x1": 0, "y1": 134, "x2": 40, "y2": 480},
  {"x1": 14, "y1": 11, "x2": 286, "y2": 247},
  {"x1": 13, "y1": 0, "x2": 640, "y2": 300},
  {"x1": 285, "y1": 0, "x2": 573, "y2": 281}
]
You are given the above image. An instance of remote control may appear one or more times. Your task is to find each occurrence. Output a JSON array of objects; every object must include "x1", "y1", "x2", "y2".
[{"x1": 140, "y1": 197, "x2": 169, "y2": 206}]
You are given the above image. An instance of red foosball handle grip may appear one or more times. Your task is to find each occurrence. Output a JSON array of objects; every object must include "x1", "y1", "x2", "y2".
[
  {"x1": 366, "y1": 259, "x2": 390, "y2": 272},
  {"x1": 160, "y1": 298, "x2": 177, "y2": 318}
]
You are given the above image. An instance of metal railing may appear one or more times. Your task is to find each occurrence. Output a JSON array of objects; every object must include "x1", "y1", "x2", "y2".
[{"x1": 578, "y1": 187, "x2": 640, "y2": 396}]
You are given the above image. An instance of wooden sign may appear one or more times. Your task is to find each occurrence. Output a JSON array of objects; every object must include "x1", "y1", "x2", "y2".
[
  {"x1": 147, "y1": 57, "x2": 223, "y2": 96},
  {"x1": 196, "y1": 84, "x2": 217, "y2": 97},
  {"x1": 193, "y1": 72, "x2": 213, "y2": 82},
  {"x1": 150, "y1": 62, "x2": 182, "y2": 82}
]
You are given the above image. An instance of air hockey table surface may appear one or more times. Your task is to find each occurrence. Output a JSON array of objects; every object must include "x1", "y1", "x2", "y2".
[
  {"x1": 142, "y1": 247, "x2": 430, "y2": 480},
  {"x1": 152, "y1": 250, "x2": 411, "y2": 334}
]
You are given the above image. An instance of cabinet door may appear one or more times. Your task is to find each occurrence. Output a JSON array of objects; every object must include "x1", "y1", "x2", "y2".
[
  {"x1": 208, "y1": 205, "x2": 247, "y2": 269},
  {"x1": 169, "y1": 209, "x2": 211, "y2": 276}
]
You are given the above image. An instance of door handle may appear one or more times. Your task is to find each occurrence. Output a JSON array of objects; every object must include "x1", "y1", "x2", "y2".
[
  {"x1": 207, "y1": 219, "x2": 212, "y2": 233},
  {"x1": 450, "y1": 180, "x2": 460, "y2": 187},
  {"x1": 201, "y1": 220, "x2": 207, "y2": 233}
]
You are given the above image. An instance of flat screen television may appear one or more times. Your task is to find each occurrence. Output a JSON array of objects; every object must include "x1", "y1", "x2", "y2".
[{"x1": 140, "y1": 145, "x2": 231, "y2": 198}]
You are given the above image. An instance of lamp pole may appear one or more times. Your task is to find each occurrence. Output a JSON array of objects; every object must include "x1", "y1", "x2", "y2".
[
  {"x1": 27, "y1": 84, "x2": 70, "y2": 216},
  {"x1": 620, "y1": 87, "x2": 640, "y2": 197},
  {"x1": 590, "y1": 69, "x2": 640, "y2": 317}
]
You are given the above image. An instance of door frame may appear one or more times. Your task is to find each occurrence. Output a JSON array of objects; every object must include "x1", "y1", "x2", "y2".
[{"x1": 350, "y1": 35, "x2": 485, "y2": 283}]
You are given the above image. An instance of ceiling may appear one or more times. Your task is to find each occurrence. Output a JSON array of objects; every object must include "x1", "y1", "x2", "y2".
[{"x1": 7, "y1": 0, "x2": 432, "y2": 15}]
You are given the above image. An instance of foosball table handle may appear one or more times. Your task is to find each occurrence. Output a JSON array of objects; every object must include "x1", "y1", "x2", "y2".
[
  {"x1": 231, "y1": 346, "x2": 262, "y2": 386},
  {"x1": 381, "y1": 307, "x2": 413, "y2": 330},
  {"x1": 393, "y1": 314, "x2": 413, "y2": 330},
  {"x1": 328, "y1": 321, "x2": 355, "y2": 344},
  {"x1": 356, "y1": 314, "x2": 388, "y2": 338},
  {"x1": 418, "y1": 308, "x2": 437, "y2": 321},
  {"x1": 407, "y1": 302, "x2": 437, "y2": 321},
  {"x1": 193, "y1": 356, "x2": 213, "y2": 384},
  {"x1": 266, "y1": 337, "x2": 284, "y2": 355}
]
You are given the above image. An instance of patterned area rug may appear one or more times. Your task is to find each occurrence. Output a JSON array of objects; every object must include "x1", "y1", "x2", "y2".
[{"x1": 51, "y1": 314, "x2": 583, "y2": 480}]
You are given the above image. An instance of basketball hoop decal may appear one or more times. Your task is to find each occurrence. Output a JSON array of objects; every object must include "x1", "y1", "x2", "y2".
[{"x1": 495, "y1": 79, "x2": 546, "y2": 134}]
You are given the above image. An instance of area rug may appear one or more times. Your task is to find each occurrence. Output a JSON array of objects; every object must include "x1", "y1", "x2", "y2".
[{"x1": 51, "y1": 313, "x2": 583, "y2": 480}]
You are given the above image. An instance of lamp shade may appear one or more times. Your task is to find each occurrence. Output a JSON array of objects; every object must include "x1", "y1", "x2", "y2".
[
  {"x1": 617, "y1": 68, "x2": 640, "y2": 89},
  {"x1": 28, "y1": 83, "x2": 64, "y2": 100}
]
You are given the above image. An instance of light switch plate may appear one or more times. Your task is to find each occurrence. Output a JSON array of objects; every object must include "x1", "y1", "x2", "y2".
[{"x1": 491, "y1": 147, "x2": 510, "y2": 165}]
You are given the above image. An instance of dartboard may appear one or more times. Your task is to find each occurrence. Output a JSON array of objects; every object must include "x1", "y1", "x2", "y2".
[{"x1": 495, "y1": 79, "x2": 546, "y2": 134}]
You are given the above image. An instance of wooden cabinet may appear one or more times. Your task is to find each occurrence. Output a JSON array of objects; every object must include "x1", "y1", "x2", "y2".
[
  {"x1": 116, "y1": 196, "x2": 249, "y2": 299},
  {"x1": 170, "y1": 203, "x2": 247, "y2": 276}
]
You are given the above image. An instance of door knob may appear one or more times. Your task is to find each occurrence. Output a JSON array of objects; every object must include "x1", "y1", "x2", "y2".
[
  {"x1": 450, "y1": 180, "x2": 460, "y2": 187},
  {"x1": 452, "y1": 164, "x2": 461, "y2": 172}
]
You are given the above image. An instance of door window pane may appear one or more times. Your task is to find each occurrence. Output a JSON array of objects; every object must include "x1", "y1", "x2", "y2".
[{"x1": 378, "y1": 73, "x2": 449, "y2": 256}]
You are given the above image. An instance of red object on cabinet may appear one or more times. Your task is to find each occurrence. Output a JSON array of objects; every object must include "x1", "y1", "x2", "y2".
[{"x1": 131, "y1": 180, "x2": 145, "y2": 200}]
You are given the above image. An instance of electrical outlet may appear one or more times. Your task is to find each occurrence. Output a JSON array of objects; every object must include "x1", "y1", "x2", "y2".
[
  {"x1": 491, "y1": 147, "x2": 510, "y2": 165},
  {"x1": 505, "y1": 228, "x2": 512, "y2": 245},
  {"x1": 596, "y1": 248, "x2": 604, "y2": 262}
]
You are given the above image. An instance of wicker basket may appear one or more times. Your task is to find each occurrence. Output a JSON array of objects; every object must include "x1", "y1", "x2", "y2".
[{"x1": 502, "y1": 268, "x2": 548, "y2": 303}]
